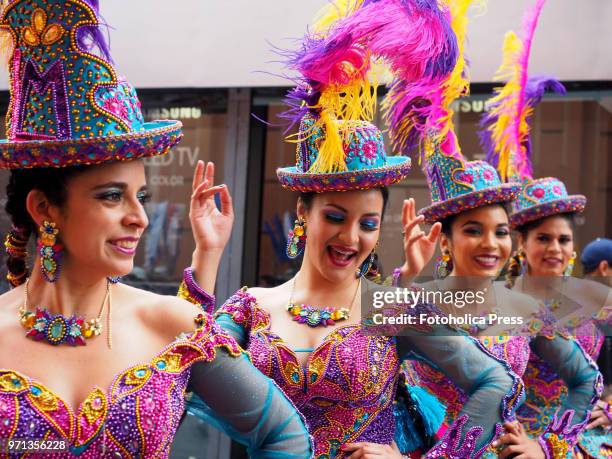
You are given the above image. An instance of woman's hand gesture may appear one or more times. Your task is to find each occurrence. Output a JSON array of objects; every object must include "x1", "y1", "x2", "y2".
[{"x1": 399, "y1": 198, "x2": 442, "y2": 283}]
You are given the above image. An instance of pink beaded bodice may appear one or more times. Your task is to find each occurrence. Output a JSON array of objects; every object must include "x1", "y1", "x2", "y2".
[
  {"x1": 216, "y1": 289, "x2": 399, "y2": 458},
  {"x1": 0, "y1": 317, "x2": 241, "y2": 458}
]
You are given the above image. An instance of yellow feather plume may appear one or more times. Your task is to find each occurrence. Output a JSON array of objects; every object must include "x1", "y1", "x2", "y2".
[
  {"x1": 486, "y1": 32, "x2": 531, "y2": 181},
  {"x1": 313, "y1": 0, "x2": 364, "y2": 33},
  {"x1": 425, "y1": 0, "x2": 481, "y2": 159}
]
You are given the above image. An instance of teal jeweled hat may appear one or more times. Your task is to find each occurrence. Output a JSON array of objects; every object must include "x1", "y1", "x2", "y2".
[
  {"x1": 509, "y1": 177, "x2": 586, "y2": 229},
  {"x1": 276, "y1": 113, "x2": 411, "y2": 193},
  {"x1": 0, "y1": 0, "x2": 182, "y2": 169},
  {"x1": 418, "y1": 147, "x2": 520, "y2": 223}
]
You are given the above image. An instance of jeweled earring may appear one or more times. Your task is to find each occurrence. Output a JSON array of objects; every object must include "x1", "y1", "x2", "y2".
[
  {"x1": 518, "y1": 249, "x2": 528, "y2": 276},
  {"x1": 286, "y1": 217, "x2": 306, "y2": 259},
  {"x1": 357, "y1": 243, "x2": 379, "y2": 278},
  {"x1": 564, "y1": 251, "x2": 576, "y2": 277},
  {"x1": 435, "y1": 250, "x2": 452, "y2": 279},
  {"x1": 38, "y1": 221, "x2": 62, "y2": 283},
  {"x1": 505, "y1": 249, "x2": 526, "y2": 288}
]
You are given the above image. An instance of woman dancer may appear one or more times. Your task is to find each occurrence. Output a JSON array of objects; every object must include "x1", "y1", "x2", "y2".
[
  {"x1": 0, "y1": 1, "x2": 312, "y2": 457},
  {"x1": 476, "y1": 1, "x2": 610, "y2": 456},
  {"x1": 389, "y1": 1, "x2": 602, "y2": 457},
  {"x1": 182, "y1": 1, "x2": 526, "y2": 457}
]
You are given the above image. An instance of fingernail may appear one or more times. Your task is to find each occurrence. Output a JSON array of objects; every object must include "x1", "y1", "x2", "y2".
[{"x1": 492, "y1": 441, "x2": 498, "y2": 447}]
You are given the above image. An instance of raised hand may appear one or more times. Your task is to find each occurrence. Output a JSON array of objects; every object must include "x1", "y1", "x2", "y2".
[
  {"x1": 399, "y1": 198, "x2": 442, "y2": 283},
  {"x1": 190, "y1": 160, "x2": 234, "y2": 253},
  {"x1": 189, "y1": 160, "x2": 234, "y2": 293}
]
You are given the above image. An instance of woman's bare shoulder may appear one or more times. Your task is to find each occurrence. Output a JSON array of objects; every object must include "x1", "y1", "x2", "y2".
[
  {"x1": 116, "y1": 283, "x2": 203, "y2": 341},
  {"x1": 246, "y1": 280, "x2": 292, "y2": 307}
]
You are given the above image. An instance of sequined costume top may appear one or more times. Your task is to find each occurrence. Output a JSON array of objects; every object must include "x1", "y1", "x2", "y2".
[
  {"x1": 517, "y1": 303, "x2": 610, "y2": 459},
  {"x1": 406, "y1": 308, "x2": 602, "y2": 458},
  {"x1": 0, "y1": 315, "x2": 313, "y2": 458},
  {"x1": 404, "y1": 334, "x2": 531, "y2": 428},
  {"x1": 189, "y1": 284, "x2": 527, "y2": 459}
]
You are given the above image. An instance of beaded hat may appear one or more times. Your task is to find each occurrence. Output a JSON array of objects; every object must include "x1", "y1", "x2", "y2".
[
  {"x1": 478, "y1": 0, "x2": 583, "y2": 229},
  {"x1": 276, "y1": 112, "x2": 411, "y2": 193},
  {"x1": 276, "y1": 0, "x2": 459, "y2": 193},
  {"x1": 378, "y1": 0, "x2": 519, "y2": 223},
  {"x1": 419, "y1": 149, "x2": 520, "y2": 223},
  {"x1": 508, "y1": 177, "x2": 585, "y2": 229},
  {"x1": 0, "y1": 0, "x2": 182, "y2": 169}
]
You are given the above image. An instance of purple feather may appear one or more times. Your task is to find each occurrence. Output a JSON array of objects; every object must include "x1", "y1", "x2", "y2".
[
  {"x1": 480, "y1": 76, "x2": 565, "y2": 168},
  {"x1": 524, "y1": 75, "x2": 566, "y2": 106},
  {"x1": 276, "y1": 83, "x2": 321, "y2": 134},
  {"x1": 76, "y1": 0, "x2": 113, "y2": 63}
]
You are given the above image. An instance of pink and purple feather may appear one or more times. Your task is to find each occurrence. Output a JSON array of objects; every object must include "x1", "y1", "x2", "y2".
[
  {"x1": 480, "y1": 76, "x2": 566, "y2": 172},
  {"x1": 76, "y1": 0, "x2": 113, "y2": 63},
  {"x1": 275, "y1": 0, "x2": 458, "y2": 139}
]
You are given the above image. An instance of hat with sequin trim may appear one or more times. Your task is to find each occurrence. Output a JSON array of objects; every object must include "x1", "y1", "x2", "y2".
[
  {"x1": 418, "y1": 148, "x2": 520, "y2": 223},
  {"x1": 275, "y1": 0, "x2": 459, "y2": 193},
  {"x1": 478, "y1": 0, "x2": 583, "y2": 229},
  {"x1": 276, "y1": 110, "x2": 412, "y2": 193},
  {"x1": 0, "y1": 0, "x2": 182, "y2": 169},
  {"x1": 508, "y1": 177, "x2": 585, "y2": 229}
]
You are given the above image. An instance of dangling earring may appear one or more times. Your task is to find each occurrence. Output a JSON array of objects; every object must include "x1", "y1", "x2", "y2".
[
  {"x1": 505, "y1": 249, "x2": 526, "y2": 288},
  {"x1": 518, "y1": 249, "x2": 527, "y2": 276},
  {"x1": 435, "y1": 250, "x2": 452, "y2": 279},
  {"x1": 38, "y1": 221, "x2": 62, "y2": 283},
  {"x1": 357, "y1": 242, "x2": 379, "y2": 278},
  {"x1": 286, "y1": 217, "x2": 306, "y2": 259},
  {"x1": 564, "y1": 251, "x2": 576, "y2": 277}
]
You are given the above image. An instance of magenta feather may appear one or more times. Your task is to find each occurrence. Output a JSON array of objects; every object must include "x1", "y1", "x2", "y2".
[
  {"x1": 479, "y1": 0, "x2": 554, "y2": 180},
  {"x1": 277, "y1": 0, "x2": 458, "y2": 139}
]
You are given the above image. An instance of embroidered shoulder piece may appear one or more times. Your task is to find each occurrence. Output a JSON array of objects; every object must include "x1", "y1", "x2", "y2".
[
  {"x1": 214, "y1": 288, "x2": 271, "y2": 333},
  {"x1": 177, "y1": 267, "x2": 216, "y2": 314},
  {"x1": 186, "y1": 313, "x2": 243, "y2": 362}
]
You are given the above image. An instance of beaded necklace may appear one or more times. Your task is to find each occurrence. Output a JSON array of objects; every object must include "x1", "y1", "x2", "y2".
[
  {"x1": 19, "y1": 278, "x2": 112, "y2": 348},
  {"x1": 286, "y1": 276, "x2": 360, "y2": 327}
]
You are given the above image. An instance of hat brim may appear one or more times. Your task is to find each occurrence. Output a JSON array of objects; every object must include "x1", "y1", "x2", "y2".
[
  {"x1": 276, "y1": 156, "x2": 411, "y2": 192},
  {"x1": 510, "y1": 195, "x2": 586, "y2": 229},
  {"x1": 418, "y1": 183, "x2": 521, "y2": 223},
  {"x1": 0, "y1": 120, "x2": 182, "y2": 169}
]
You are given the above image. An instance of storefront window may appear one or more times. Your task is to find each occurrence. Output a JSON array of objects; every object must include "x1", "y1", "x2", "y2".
[{"x1": 251, "y1": 89, "x2": 612, "y2": 285}]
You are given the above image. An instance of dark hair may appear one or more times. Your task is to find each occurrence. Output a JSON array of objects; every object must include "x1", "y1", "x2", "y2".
[
  {"x1": 514, "y1": 212, "x2": 576, "y2": 240},
  {"x1": 5, "y1": 166, "x2": 90, "y2": 286},
  {"x1": 440, "y1": 203, "x2": 511, "y2": 238},
  {"x1": 298, "y1": 187, "x2": 390, "y2": 218}
]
